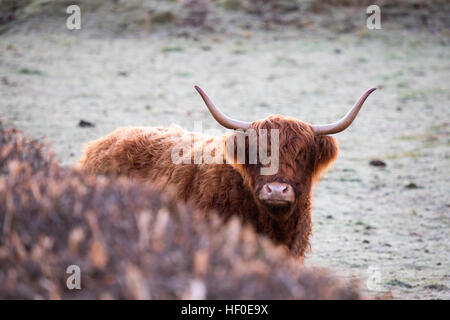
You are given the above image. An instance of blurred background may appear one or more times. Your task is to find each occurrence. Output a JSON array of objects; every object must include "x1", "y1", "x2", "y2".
[{"x1": 0, "y1": 0, "x2": 449, "y2": 299}]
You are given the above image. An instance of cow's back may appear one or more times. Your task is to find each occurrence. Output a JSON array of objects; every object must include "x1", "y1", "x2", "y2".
[{"x1": 79, "y1": 126, "x2": 187, "y2": 177}]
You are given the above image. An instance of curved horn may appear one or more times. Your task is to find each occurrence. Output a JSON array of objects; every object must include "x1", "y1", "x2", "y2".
[
  {"x1": 195, "y1": 85, "x2": 251, "y2": 130},
  {"x1": 312, "y1": 88, "x2": 377, "y2": 135}
]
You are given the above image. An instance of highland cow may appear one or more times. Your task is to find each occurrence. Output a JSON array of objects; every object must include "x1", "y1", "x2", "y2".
[
  {"x1": 79, "y1": 86, "x2": 376, "y2": 259},
  {"x1": 0, "y1": 120, "x2": 363, "y2": 300}
]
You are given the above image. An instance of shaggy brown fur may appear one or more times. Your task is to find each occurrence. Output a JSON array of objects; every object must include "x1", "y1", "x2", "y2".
[
  {"x1": 79, "y1": 116, "x2": 338, "y2": 259},
  {"x1": 0, "y1": 120, "x2": 361, "y2": 300}
]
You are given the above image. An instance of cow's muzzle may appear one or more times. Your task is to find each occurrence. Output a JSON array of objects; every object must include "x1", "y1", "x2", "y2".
[{"x1": 258, "y1": 182, "x2": 295, "y2": 207}]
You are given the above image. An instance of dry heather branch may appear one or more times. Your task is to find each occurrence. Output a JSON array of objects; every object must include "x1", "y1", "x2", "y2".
[{"x1": 0, "y1": 120, "x2": 362, "y2": 299}]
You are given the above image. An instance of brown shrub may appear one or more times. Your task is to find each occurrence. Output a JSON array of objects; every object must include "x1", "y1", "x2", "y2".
[{"x1": 0, "y1": 120, "x2": 362, "y2": 299}]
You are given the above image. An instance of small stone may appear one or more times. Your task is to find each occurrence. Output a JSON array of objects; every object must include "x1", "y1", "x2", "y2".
[
  {"x1": 405, "y1": 183, "x2": 421, "y2": 189},
  {"x1": 78, "y1": 120, "x2": 95, "y2": 128},
  {"x1": 369, "y1": 159, "x2": 386, "y2": 167}
]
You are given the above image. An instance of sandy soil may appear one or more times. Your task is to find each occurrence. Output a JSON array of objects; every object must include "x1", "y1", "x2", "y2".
[{"x1": 0, "y1": 25, "x2": 449, "y2": 299}]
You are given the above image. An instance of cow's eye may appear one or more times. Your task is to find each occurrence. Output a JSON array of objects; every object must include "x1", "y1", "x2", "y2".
[
  {"x1": 296, "y1": 151, "x2": 312, "y2": 170},
  {"x1": 296, "y1": 151, "x2": 305, "y2": 162}
]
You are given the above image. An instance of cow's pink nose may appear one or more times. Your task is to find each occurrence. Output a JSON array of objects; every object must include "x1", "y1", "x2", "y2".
[{"x1": 259, "y1": 182, "x2": 295, "y2": 205}]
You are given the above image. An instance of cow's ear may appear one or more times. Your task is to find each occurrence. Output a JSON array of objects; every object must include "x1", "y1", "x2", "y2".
[{"x1": 313, "y1": 135, "x2": 338, "y2": 181}]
